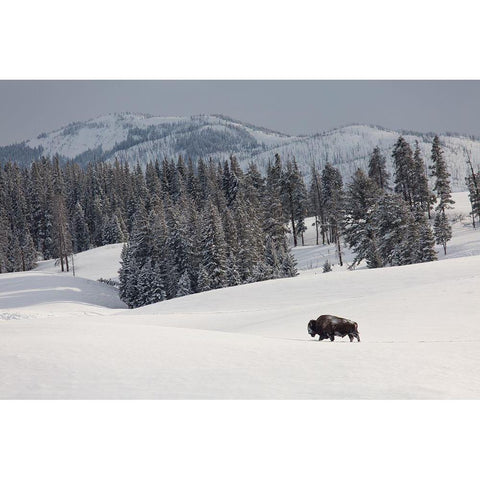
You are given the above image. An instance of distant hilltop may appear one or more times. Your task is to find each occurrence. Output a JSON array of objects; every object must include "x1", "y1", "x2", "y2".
[{"x1": 1, "y1": 112, "x2": 479, "y2": 191}]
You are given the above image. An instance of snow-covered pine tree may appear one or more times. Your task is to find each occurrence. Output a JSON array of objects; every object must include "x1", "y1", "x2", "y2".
[
  {"x1": 368, "y1": 146, "x2": 390, "y2": 191},
  {"x1": 321, "y1": 163, "x2": 345, "y2": 265},
  {"x1": 464, "y1": 150, "x2": 480, "y2": 228},
  {"x1": 149, "y1": 201, "x2": 169, "y2": 264},
  {"x1": 226, "y1": 252, "x2": 242, "y2": 286},
  {"x1": 433, "y1": 210, "x2": 452, "y2": 256},
  {"x1": 166, "y1": 200, "x2": 194, "y2": 298},
  {"x1": 392, "y1": 136, "x2": 415, "y2": 208},
  {"x1": 0, "y1": 206, "x2": 9, "y2": 273},
  {"x1": 223, "y1": 208, "x2": 239, "y2": 265},
  {"x1": 372, "y1": 193, "x2": 411, "y2": 266},
  {"x1": 119, "y1": 243, "x2": 139, "y2": 308},
  {"x1": 343, "y1": 169, "x2": 382, "y2": 268},
  {"x1": 233, "y1": 191, "x2": 263, "y2": 282},
  {"x1": 149, "y1": 261, "x2": 167, "y2": 303},
  {"x1": 102, "y1": 213, "x2": 125, "y2": 245},
  {"x1": 200, "y1": 200, "x2": 228, "y2": 290},
  {"x1": 412, "y1": 141, "x2": 433, "y2": 217},
  {"x1": 176, "y1": 270, "x2": 193, "y2": 298},
  {"x1": 279, "y1": 244, "x2": 298, "y2": 278},
  {"x1": 221, "y1": 160, "x2": 238, "y2": 207},
  {"x1": 430, "y1": 135, "x2": 454, "y2": 254},
  {"x1": 308, "y1": 164, "x2": 326, "y2": 245},
  {"x1": 466, "y1": 168, "x2": 480, "y2": 228},
  {"x1": 2, "y1": 162, "x2": 38, "y2": 271},
  {"x1": 414, "y1": 209, "x2": 437, "y2": 263},
  {"x1": 264, "y1": 161, "x2": 287, "y2": 248},
  {"x1": 196, "y1": 264, "x2": 211, "y2": 292},
  {"x1": 281, "y1": 159, "x2": 308, "y2": 247},
  {"x1": 136, "y1": 259, "x2": 157, "y2": 307}
]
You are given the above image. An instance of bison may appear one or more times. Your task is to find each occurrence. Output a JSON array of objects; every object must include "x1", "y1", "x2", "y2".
[{"x1": 308, "y1": 315, "x2": 360, "y2": 342}]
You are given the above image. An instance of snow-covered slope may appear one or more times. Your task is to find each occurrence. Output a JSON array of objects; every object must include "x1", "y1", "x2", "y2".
[
  {"x1": 35, "y1": 243, "x2": 123, "y2": 282},
  {"x1": 1, "y1": 193, "x2": 479, "y2": 399},
  {"x1": 252, "y1": 125, "x2": 480, "y2": 191},
  {"x1": 20, "y1": 112, "x2": 297, "y2": 167},
  {"x1": 3, "y1": 113, "x2": 480, "y2": 191}
]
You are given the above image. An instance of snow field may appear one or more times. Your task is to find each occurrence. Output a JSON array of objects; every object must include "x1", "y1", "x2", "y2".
[{"x1": 1, "y1": 192, "x2": 479, "y2": 398}]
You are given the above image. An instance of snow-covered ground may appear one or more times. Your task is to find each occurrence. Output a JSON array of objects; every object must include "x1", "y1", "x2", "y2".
[{"x1": 1, "y1": 193, "x2": 479, "y2": 398}]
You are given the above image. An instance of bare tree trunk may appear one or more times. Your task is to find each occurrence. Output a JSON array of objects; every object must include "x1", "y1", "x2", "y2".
[
  {"x1": 466, "y1": 153, "x2": 479, "y2": 229},
  {"x1": 291, "y1": 213, "x2": 297, "y2": 247},
  {"x1": 336, "y1": 234, "x2": 343, "y2": 267}
]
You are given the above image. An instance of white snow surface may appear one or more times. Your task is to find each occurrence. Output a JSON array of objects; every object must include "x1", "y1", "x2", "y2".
[{"x1": 1, "y1": 193, "x2": 480, "y2": 399}]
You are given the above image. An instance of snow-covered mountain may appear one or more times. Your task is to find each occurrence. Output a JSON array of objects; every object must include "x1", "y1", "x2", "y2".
[{"x1": 2, "y1": 112, "x2": 480, "y2": 191}]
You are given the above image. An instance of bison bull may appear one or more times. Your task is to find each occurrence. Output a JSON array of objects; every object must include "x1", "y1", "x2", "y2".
[{"x1": 308, "y1": 315, "x2": 360, "y2": 342}]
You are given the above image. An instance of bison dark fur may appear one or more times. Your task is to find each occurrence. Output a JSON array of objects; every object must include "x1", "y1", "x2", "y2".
[{"x1": 308, "y1": 315, "x2": 360, "y2": 342}]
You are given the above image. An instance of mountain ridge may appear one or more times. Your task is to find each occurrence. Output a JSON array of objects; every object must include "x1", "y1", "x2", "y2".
[{"x1": 1, "y1": 112, "x2": 479, "y2": 191}]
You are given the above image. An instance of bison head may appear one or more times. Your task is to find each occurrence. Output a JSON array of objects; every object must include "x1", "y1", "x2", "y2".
[{"x1": 307, "y1": 320, "x2": 316, "y2": 337}]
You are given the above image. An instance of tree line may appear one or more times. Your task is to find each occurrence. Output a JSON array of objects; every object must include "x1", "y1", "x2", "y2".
[
  {"x1": 0, "y1": 154, "x2": 302, "y2": 307},
  {"x1": 0, "y1": 134, "x2": 462, "y2": 307},
  {"x1": 307, "y1": 135, "x2": 455, "y2": 267}
]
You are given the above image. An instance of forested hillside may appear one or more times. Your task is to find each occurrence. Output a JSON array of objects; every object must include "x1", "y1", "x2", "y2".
[{"x1": 2, "y1": 133, "x2": 478, "y2": 308}]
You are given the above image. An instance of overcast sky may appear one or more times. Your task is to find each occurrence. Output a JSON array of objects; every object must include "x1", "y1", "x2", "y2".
[{"x1": 1, "y1": 80, "x2": 480, "y2": 145}]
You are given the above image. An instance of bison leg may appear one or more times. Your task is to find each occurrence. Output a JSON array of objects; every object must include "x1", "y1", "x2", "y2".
[
  {"x1": 330, "y1": 334, "x2": 335, "y2": 342},
  {"x1": 348, "y1": 334, "x2": 354, "y2": 342},
  {"x1": 355, "y1": 333, "x2": 361, "y2": 342}
]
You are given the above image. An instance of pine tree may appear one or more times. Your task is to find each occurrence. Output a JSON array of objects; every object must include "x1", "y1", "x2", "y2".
[
  {"x1": 71, "y1": 202, "x2": 90, "y2": 253},
  {"x1": 226, "y1": 252, "x2": 242, "y2": 286},
  {"x1": 51, "y1": 157, "x2": 72, "y2": 271},
  {"x1": 466, "y1": 168, "x2": 480, "y2": 228},
  {"x1": 279, "y1": 244, "x2": 298, "y2": 277},
  {"x1": 308, "y1": 164, "x2": 327, "y2": 245},
  {"x1": 430, "y1": 136, "x2": 454, "y2": 254},
  {"x1": 321, "y1": 163, "x2": 344, "y2": 265},
  {"x1": 373, "y1": 193, "x2": 411, "y2": 266},
  {"x1": 149, "y1": 261, "x2": 167, "y2": 303},
  {"x1": 433, "y1": 210, "x2": 452, "y2": 256},
  {"x1": 196, "y1": 264, "x2": 211, "y2": 292},
  {"x1": 176, "y1": 270, "x2": 193, "y2": 298},
  {"x1": 392, "y1": 136, "x2": 415, "y2": 207},
  {"x1": 412, "y1": 141, "x2": 432, "y2": 216},
  {"x1": 344, "y1": 169, "x2": 382, "y2": 268},
  {"x1": 368, "y1": 147, "x2": 390, "y2": 191},
  {"x1": 119, "y1": 243, "x2": 139, "y2": 308},
  {"x1": 263, "y1": 160, "x2": 287, "y2": 247},
  {"x1": 281, "y1": 159, "x2": 308, "y2": 247},
  {"x1": 415, "y1": 210, "x2": 437, "y2": 263},
  {"x1": 233, "y1": 192, "x2": 263, "y2": 282},
  {"x1": 200, "y1": 201, "x2": 228, "y2": 289},
  {"x1": 464, "y1": 150, "x2": 480, "y2": 228},
  {"x1": 102, "y1": 213, "x2": 125, "y2": 245},
  {"x1": 221, "y1": 160, "x2": 239, "y2": 207},
  {"x1": 166, "y1": 202, "x2": 192, "y2": 298},
  {"x1": 0, "y1": 207, "x2": 9, "y2": 273}
]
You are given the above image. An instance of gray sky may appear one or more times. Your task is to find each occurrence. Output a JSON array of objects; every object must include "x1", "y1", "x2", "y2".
[{"x1": 1, "y1": 80, "x2": 480, "y2": 145}]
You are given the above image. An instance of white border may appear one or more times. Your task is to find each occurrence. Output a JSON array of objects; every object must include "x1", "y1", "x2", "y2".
[
  {"x1": 2, "y1": 1, "x2": 480, "y2": 79},
  {"x1": 1, "y1": 1, "x2": 479, "y2": 479}
]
